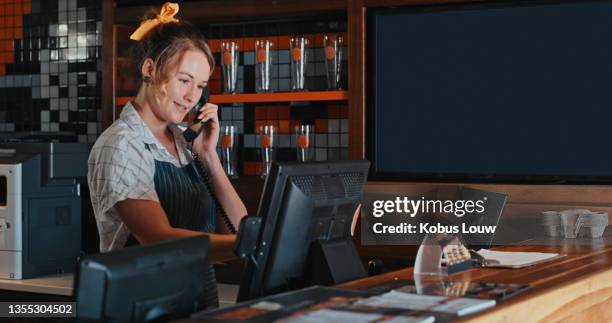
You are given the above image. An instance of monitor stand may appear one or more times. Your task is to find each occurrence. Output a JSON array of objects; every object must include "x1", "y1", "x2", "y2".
[{"x1": 305, "y1": 238, "x2": 366, "y2": 286}]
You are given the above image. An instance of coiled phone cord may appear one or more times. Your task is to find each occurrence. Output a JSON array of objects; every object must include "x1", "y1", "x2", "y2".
[{"x1": 190, "y1": 149, "x2": 237, "y2": 234}]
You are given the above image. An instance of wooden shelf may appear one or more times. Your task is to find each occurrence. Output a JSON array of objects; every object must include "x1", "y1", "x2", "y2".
[{"x1": 116, "y1": 91, "x2": 347, "y2": 106}]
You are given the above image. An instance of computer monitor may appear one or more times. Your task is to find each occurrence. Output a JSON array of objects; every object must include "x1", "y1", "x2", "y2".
[
  {"x1": 237, "y1": 160, "x2": 370, "y2": 301},
  {"x1": 75, "y1": 235, "x2": 213, "y2": 322}
]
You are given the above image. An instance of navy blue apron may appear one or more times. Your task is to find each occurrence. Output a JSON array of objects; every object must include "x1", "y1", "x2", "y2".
[{"x1": 126, "y1": 144, "x2": 219, "y2": 309}]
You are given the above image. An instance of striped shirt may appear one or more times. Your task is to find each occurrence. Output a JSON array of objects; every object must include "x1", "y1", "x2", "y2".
[{"x1": 87, "y1": 102, "x2": 192, "y2": 252}]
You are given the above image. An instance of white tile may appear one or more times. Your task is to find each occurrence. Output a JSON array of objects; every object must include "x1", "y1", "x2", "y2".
[
  {"x1": 50, "y1": 86, "x2": 59, "y2": 98},
  {"x1": 50, "y1": 123, "x2": 59, "y2": 132},
  {"x1": 316, "y1": 148, "x2": 327, "y2": 161},
  {"x1": 340, "y1": 119, "x2": 348, "y2": 133},
  {"x1": 40, "y1": 111, "x2": 50, "y2": 122},
  {"x1": 68, "y1": 10, "x2": 77, "y2": 22},
  {"x1": 77, "y1": 8, "x2": 86, "y2": 22},
  {"x1": 78, "y1": 135, "x2": 87, "y2": 143},
  {"x1": 316, "y1": 134, "x2": 327, "y2": 147},
  {"x1": 59, "y1": 73, "x2": 68, "y2": 86},
  {"x1": 69, "y1": 98, "x2": 78, "y2": 111},
  {"x1": 50, "y1": 62, "x2": 59, "y2": 73},
  {"x1": 340, "y1": 134, "x2": 348, "y2": 147},
  {"x1": 69, "y1": 72, "x2": 77, "y2": 85},
  {"x1": 69, "y1": 0, "x2": 77, "y2": 10},
  {"x1": 59, "y1": 0, "x2": 67, "y2": 11},
  {"x1": 41, "y1": 123, "x2": 50, "y2": 131},
  {"x1": 50, "y1": 98, "x2": 59, "y2": 110},
  {"x1": 60, "y1": 111, "x2": 68, "y2": 122},
  {"x1": 5, "y1": 124, "x2": 14, "y2": 132},
  {"x1": 328, "y1": 134, "x2": 340, "y2": 147},
  {"x1": 60, "y1": 98, "x2": 69, "y2": 110},
  {"x1": 328, "y1": 119, "x2": 340, "y2": 133},
  {"x1": 244, "y1": 134, "x2": 255, "y2": 148},
  {"x1": 69, "y1": 86, "x2": 77, "y2": 97},
  {"x1": 57, "y1": 23, "x2": 68, "y2": 36},
  {"x1": 87, "y1": 72, "x2": 96, "y2": 85},
  {"x1": 41, "y1": 87, "x2": 49, "y2": 98},
  {"x1": 32, "y1": 87, "x2": 40, "y2": 98},
  {"x1": 49, "y1": 24, "x2": 58, "y2": 37},
  {"x1": 279, "y1": 134, "x2": 291, "y2": 148},
  {"x1": 88, "y1": 122, "x2": 97, "y2": 134}
]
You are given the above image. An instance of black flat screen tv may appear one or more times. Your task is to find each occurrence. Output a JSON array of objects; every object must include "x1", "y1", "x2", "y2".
[{"x1": 370, "y1": 0, "x2": 612, "y2": 183}]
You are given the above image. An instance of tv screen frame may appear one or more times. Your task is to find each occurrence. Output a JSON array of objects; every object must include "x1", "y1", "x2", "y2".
[{"x1": 367, "y1": 0, "x2": 612, "y2": 184}]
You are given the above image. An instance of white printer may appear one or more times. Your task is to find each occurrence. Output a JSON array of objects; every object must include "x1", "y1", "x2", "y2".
[{"x1": 0, "y1": 142, "x2": 88, "y2": 279}]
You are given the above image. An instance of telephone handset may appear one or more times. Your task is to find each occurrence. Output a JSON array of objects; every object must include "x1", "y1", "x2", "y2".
[{"x1": 184, "y1": 87, "x2": 237, "y2": 234}]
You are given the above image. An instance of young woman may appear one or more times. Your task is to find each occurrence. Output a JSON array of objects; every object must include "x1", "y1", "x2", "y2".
[{"x1": 87, "y1": 3, "x2": 247, "y2": 308}]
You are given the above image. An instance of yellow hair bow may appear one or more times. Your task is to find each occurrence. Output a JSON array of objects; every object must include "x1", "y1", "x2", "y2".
[{"x1": 130, "y1": 2, "x2": 179, "y2": 41}]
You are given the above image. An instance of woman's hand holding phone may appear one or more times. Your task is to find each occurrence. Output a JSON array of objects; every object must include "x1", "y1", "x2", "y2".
[{"x1": 193, "y1": 102, "x2": 220, "y2": 156}]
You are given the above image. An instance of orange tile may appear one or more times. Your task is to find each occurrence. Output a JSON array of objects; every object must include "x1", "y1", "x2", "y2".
[
  {"x1": 243, "y1": 37, "x2": 255, "y2": 51},
  {"x1": 277, "y1": 36, "x2": 290, "y2": 50},
  {"x1": 14, "y1": 27, "x2": 21, "y2": 38},
  {"x1": 255, "y1": 107, "x2": 266, "y2": 120},
  {"x1": 23, "y1": 1, "x2": 30, "y2": 14},
  {"x1": 278, "y1": 120, "x2": 290, "y2": 134},
  {"x1": 314, "y1": 33, "x2": 324, "y2": 48},
  {"x1": 4, "y1": 52, "x2": 12, "y2": 64},
  {"x1": 277, "y1": 106, "x2": 290, "y2": 119},
  {"x1": 211, "y1": 66, "x2": 221, "y2": 80},
  {"x1": 0, "y1": 64, "x2": 5, "y2": 75},
  {"x1": 244, "y1": 162, "x2": 256, "y2": 176},
  {"x1": 328, "y1": 105, "x2": 341, "y2": 118},
  {"x1": 315, "y1": 119, "x2": 328, "y2": 133},
  {"x1": 209, "y1": 79, "x2": 221, "y2": 94},
  {"x1": 5, "y1": 16, "x2": 12, "y2": 27},
  {"x1": 340, "y1": 105, "x2": 348, "y2": 118},
  {"x1": 0, "y1": 5, "x2": 4, "y2": 16},
  {"x1": 15, "y1": 15, "x2": 21, "y2": 27},
  {"x1": 5, "y1": 3, "x2": 12, "y2": 15},
  {"x1": 265, "y1": 107, "x2": 276, "y2": 119},
  {"x1": 254, "y1": 162, "x2": 263, "y2": 177},
  {"x1": 14, "y1": 2, "x2": 21, "y2": 14},
  {"x1": 255, "y1": 120, "x2": 265, "y2": 131},
  {"x1": 208, "y1": 39, "x2": 221, "y2": 53}
]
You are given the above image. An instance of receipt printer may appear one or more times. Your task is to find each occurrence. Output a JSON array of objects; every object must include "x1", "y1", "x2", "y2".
[{"x1": 0, "y1": 142, "x2": 88, "y2": 279}]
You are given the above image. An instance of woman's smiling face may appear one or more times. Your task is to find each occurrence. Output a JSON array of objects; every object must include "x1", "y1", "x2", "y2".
[{"x1": 149, "y1": 49, "x2": 211, "y2": 124}]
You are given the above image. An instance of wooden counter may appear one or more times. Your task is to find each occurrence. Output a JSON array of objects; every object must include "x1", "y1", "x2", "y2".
[{"x1": 338, "y1": 242, "x2": 612, "y2": 322}]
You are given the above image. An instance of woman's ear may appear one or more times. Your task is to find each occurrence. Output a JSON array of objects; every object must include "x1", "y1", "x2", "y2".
[{"x1": 141, "y1": 58, "x2": 155, "y2": 82}]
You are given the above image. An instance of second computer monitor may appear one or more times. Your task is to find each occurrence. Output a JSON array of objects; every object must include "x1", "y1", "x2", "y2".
[{"x1": 238, "y1": 160, "x2": 370, "y2": 301}]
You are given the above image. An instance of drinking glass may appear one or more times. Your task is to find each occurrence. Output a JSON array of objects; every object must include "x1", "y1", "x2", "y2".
[
  {"x1": 259, "y1": 125, "x2": 277, "y2": 179},
  {"x1": 255, "y1": 39, "x2": 274, "y2": 93},
  {"x1": 220, "y1": 125, "x2": 238, "y2": 178},
  {"x1": 221, "y1": 41, "x2": 239, "y2": 93},
  {"x1": 295, "y1": 124, "x2": 314, "y2": 162},
  {"x1": 324, "y1": 34, "x2": 344, "y2": 90},
  {"x1": 290, "y1": 36, "x2": 309, "y2": 91}
]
